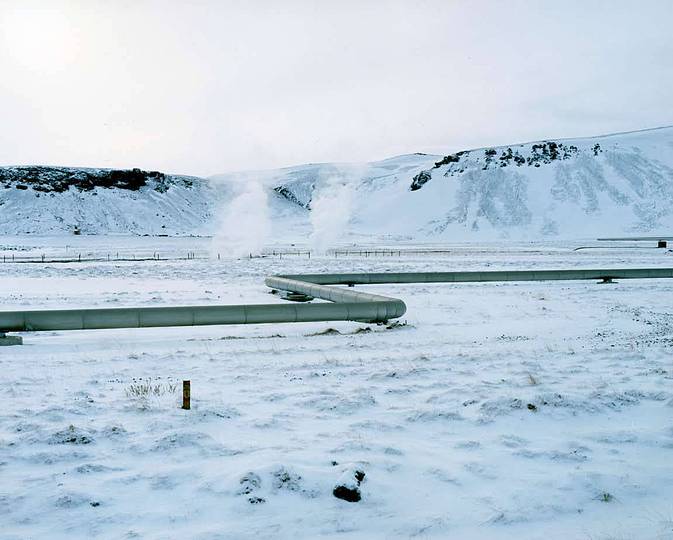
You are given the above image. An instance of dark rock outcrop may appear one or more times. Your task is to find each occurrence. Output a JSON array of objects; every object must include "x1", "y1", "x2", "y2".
[{"x1": 0, "y1": 166, "x2": 194, "y2": 193}]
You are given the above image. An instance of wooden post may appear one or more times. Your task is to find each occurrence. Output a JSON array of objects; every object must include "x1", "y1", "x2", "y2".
[{"x1": 182, "y1": 380, "x2": 191, "y2": 410}]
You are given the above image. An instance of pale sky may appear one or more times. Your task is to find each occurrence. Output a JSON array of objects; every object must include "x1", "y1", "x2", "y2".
[{"x1": 1, "y1": 0, "x2": 672, "y2": 177}]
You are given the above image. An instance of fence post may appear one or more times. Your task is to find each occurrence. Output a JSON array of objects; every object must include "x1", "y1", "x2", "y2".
[{"x1": 182, "y1": 380, "x2": 191, "y2": 410}]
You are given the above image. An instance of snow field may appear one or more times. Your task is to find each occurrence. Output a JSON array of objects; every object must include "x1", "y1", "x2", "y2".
[{"x1": 1, "y1": 239, "x2": 672, "y2": 539}]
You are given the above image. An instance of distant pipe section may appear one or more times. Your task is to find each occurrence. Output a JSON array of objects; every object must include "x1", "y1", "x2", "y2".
[
  {"x1": 272, "y1": 268, "x2": 673, "y2": 285},
  {"x1": 597, "y1": 237, "x2": 673, "y2": 241},
  {"x1": 597, "y1": 237, "x2": 670, "y2": 248},
  {"x1": 1, "y1": 268, "x2": 673, "y2": 339}
]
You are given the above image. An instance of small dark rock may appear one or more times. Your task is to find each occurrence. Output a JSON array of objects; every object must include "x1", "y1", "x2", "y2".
[
  {"x1": 527, "y1": 403, "x2": 537, "y2": 411},
  {"x1": 248, "y1": 496, "x2": 265, "y2": 504},
  {"x1": 410, "y1": 170, "x2": 432, "y2": 191},
  {"x1": 333, "y1": 468, "x2": 366, "y2": 502},
  {"x1": 333, "y1": 485, "x2": 361, "y2": 502}
]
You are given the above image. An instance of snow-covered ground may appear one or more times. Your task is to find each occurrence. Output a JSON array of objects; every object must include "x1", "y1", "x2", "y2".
[{"x1": 1, "y1": 237, "x2": 673, "y2": 539}]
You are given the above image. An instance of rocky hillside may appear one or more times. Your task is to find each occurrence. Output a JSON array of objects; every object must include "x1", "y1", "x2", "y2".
[
  {"x1": 401, "y1": 127, "x2": 673, "y2": 238},
  {"x1": 0, "y1": 166, "x2": 214, "y2": 235},
  {"x1": 0, "y1": 166, "x2": 188, "y2": 193},
  {"x1": 267, "y1": 127, "x2": 673, "y2": 240}
]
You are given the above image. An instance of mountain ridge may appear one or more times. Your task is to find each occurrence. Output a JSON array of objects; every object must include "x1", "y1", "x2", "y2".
[{"x1": 1, "y1": 126, "x2": 672, "y2": 240}]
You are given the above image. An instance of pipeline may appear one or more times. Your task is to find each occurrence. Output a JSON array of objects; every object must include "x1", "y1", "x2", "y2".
[
  {"x1": 1, "y1": 268, "x2": 673, "y2": 344},
  {"x1": 271, "y1": 268, "x2": 673, "y2": 285},
  {"x1": 0, "y1": 273, "x2": 406, "y2": 336}
]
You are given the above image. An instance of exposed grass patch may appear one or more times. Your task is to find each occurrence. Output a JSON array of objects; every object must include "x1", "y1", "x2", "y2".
[
  {"x1": 125, "y1": 378, "x2": 178, "y2": 399},
  {"x1": 597, "y1": 492, "x2": 615, "y2": 503}
]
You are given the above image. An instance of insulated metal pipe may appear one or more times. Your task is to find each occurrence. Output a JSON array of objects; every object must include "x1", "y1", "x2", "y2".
[
  {"x1": 597, "y1": 237, "x2": 673, "y2": 241},
  {"x1": 0, "y1": 274, "x2": 407, "y2": 333},
  {"x1": 0, "y1": 302, "x2": 400, "y2": 332},
  {"x1": 274, "y1": 268, "x2": 673, "y2": 285},
  {"x1": 1, "y1": 268, "x2": 672, "y2": 335}
]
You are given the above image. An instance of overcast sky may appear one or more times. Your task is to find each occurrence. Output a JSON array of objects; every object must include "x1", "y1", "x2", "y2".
[{"x1": 1, "y1": 0, "x2": 672, "y2": 177}]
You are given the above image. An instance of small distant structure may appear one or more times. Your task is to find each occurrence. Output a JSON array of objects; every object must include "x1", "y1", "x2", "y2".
[
  {"x1": 597, "y1": 236, "x2": 671, "y2": 248},
  {"x1": 73, "y1": 226, "x2": 81, "y2": 236}
]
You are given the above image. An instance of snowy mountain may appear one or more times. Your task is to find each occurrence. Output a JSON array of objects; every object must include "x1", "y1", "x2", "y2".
[
  {"x1": 267, "y1": 126, "x2": 673, "y2": 241},
  {"x1": 403, "y1": 127, "x2": 673, "y2": 239},
  {"x1": 2, "y1": 126, "x2": 673, "y2": 240}
]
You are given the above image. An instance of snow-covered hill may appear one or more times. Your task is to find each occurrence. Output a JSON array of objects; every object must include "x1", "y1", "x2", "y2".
[
  {"x1": 404, "y1": 126, "x2": 673, "y2": 239},
  {"x1": 208, "y1": 153, "x2": 440, "y2": 243},
  {"x1": 2, "y1": 126, "x2": 673, "y2": 240},
  {"x1": 0, "y1": 166, "x2": 214, "y2": 235},
  {"x1": 266, "y1": 126, "x2": 673, "y2": 241}
]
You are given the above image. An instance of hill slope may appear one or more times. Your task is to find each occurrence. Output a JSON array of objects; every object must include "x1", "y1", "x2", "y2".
[
  {"x1": 0, "y1": 166, "x2": 214, "y2": 235},
  {"x1": 266, "y1": 127, "x2": 673, "y2": 240},
  {"x1": 403, "y1": 127, "x2": 673, "y2": 239}
]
